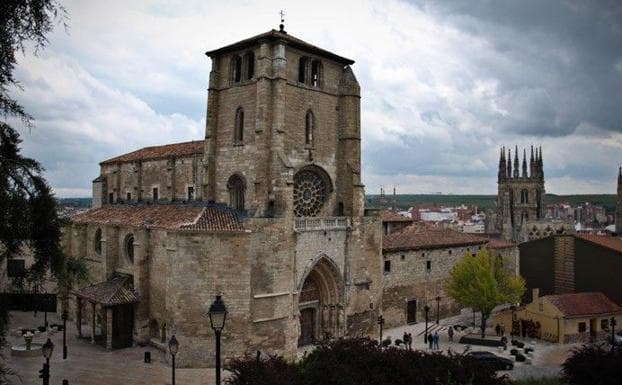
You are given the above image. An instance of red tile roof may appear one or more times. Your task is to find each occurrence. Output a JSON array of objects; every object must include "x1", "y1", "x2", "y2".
[
  {"x1": 486, "y1": 238, "x2": 516, "y2": 249},
  {"x1": 100, "y1": 140, "x2": 204, "y2": 165},
  {"x1": 71, "y1": 204, "x2": 244, "y2": 232},
  {"x1": 545, "y1": 292, "x2": 622, "y2": 318},
  {"x1": 381, "y1": 210, "x2": 414, "y2": 223},
  {"x1": 577, "y1": 234, "x2": 622, "y2": 254},
  {"x1": 73, "y1": 275, "x2": 139, "y2": 306},
  {"x1": 383, "y1": 224, "x2": 489, "y2": 252}
]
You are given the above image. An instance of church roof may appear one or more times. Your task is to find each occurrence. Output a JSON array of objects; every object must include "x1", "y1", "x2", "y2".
[
  {"x1": 577, "y1": 234, "x2": 622, "y2": 254},
  {"x1": 545, "y1": 292, "x2": 622, "y2": 318},
  {"x1": 380, "y1": 210, "x2": 414, "y2": 223},
  {"x1": 100, "y1": 140, "x2": 204, "y2": 165},
  {"x1": 73, "y1": 274, "x2": 139, "y2": 307},
  {"x1": 205, "y1": 29, "x2": 355, "y2": 65},
  {"x1": 485, "y1": 238, "x2": 516, "y2": 249},
  {"x1": 383, "y1": 224, "x2": 489, "y2": 252},
  {"x1": 71, "y1": 203, "x2": 245, "y2": 232}
]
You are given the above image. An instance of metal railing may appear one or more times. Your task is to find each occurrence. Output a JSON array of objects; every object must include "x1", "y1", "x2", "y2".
[{"x1": 294, "y1": 217, "x2": 350, "y2": 232}]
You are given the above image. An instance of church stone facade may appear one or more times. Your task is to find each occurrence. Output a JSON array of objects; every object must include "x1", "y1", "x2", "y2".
[{"x1": 64, "y1": 28, "x2": 382, "y2": 367}]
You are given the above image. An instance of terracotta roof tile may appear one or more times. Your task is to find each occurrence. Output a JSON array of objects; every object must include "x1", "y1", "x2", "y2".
[
  {"x1": 577, "y1": 234, "x2": 622, "y2": 254},
  {"x1": 73, "y1": 275, "x2": 139, "y2": 306},
  {"x1": 383, "y1": 224, "x2": 489, "y2": 252},
  {"x1": 381, "y1": 210, "x2": 414, "y2": 223},
  {"x1": 486, "y1": 238, "x2": 516, "y2": 249},
  {"x1": 71, "y1": 204, "x2": 244, "y2": 232},
  {"x1": 545, "y1": 292, "x2": 622, "y2": 317},
  {"x1": 100, "y1": 140, "x2": 204, "y2": 165}
]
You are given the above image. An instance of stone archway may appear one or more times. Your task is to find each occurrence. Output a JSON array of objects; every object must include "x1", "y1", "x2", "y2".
[{"x1": 297, "y1": 257, "x2": 344, "y2": 346}]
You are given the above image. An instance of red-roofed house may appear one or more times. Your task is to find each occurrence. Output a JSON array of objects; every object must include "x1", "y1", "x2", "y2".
[{"x1": 506, "y1": 289, "x2": 622, "y2": 343}]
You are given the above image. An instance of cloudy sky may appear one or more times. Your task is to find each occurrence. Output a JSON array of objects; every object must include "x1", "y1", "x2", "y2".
[{"x1": 9, "y1": 0, "x2": 622, "y2": 197}]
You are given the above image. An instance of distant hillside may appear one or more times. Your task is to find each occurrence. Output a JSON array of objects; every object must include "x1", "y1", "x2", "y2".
[
  {"x1": 57, "y1": 194, "x2": 617, "y2": 213},
  {"x1": 57, "y1": 198, "x2": 92, "y2": 208},
  {"x1": 366, "y1": 194, "x2": 618, "y2": 213}
]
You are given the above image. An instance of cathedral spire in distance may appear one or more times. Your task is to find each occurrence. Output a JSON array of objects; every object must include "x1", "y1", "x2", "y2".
[
  {"x1": 507, "y1": 148, "x2": 512, "y2": 178},
  {"x1": 498, "y1": 146, "x2": 507, "y2": 181},
  {"x1": 530, "y1": 146, "x2": 535, "y2": 177},
  {"x1": 522, "y1": 148, "x2": 528, "y2": 178},
  {"x1": 513, "y1": 145, "x2": 519, "y2": 178}
]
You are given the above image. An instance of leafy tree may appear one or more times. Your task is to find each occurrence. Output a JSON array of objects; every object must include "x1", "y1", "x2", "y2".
[
  {"x1": 1, "y1": 1, "x2": 67, "y2": 384},
  {"x1": 446, "y1": 249, "x2": 525, "y2": 338}
]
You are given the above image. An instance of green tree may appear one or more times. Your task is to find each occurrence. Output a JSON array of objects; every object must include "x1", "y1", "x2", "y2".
[
  {"x1": 446, "y1": 249, "x2": 525, "y2": 338},
  {"x1": 1, "y1": 2, "x2": 67, "y2": 384}
]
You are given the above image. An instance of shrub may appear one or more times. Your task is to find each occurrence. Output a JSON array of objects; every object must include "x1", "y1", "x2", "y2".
[
  {"x1": 394, "y1": 339, "x2": 402, "y2": 346},
  {"x1": 511, "y1": 340, "x2": 519, "y2": 346},
  {"x1": 227, "y1": 338, "x2": 506, "y2": 385},
  {"x1": 562, "y1": 344, "x2": 622, "y2": 385},
  {"x1": 524, "y1": 347, "x2": 533, "y2": 354},
  {"x1": 515, "y1": 354, "x2": 526, "y2": 362},
  {"x1": 382, "y1": 337, "x2": 392, "y2": 347},
  {"x1": 510, "y1": 349, "x2": 518, "y2": 356}
]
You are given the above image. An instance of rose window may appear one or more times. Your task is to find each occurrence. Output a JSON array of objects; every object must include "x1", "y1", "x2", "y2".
[{"x1": 293, "y1": 170, "x2": 327, "y2": 217}]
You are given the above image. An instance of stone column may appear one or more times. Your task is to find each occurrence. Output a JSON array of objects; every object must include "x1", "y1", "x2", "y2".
[
  {"x1": 76, "y1": 297, "x2": 82, "y2": 338},
  {"x1": 91, "y1": 302, "x2": 96, "y2": 344},
  {"x1": 106, "y1": 308, "x2": 113, "y2": 350}
]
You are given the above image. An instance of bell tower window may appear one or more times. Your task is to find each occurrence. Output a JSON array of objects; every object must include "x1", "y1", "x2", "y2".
[
  {"x1": 298, "y1": 57, "x2": 308, "y2": 83},
  {"x1": 243, "y1": 51, "x2": 254, "y2": 80},
  {"x1": 234, "y1": 107, "x2": 244, "y2": 144},
  {"x1": 311, "y1": 60, "x2": 321, "y2": 87},
  {"x1": 298, "y1": 57, "x2": 322, "y2": 88},
  {"x1": 231, "y1": 55, "x2": 242, "y2": 83}
]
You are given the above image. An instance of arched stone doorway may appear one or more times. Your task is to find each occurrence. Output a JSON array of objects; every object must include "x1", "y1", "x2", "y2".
[{"x1": 297, "y1": 257, "x2": 344, "y2": 346}]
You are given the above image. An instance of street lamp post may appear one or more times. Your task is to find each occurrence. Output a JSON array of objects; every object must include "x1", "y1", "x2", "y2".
[
  {"x1": 208, "y1": 295, "x2": 227, "y2": 385},
  {"x1": 510, "y1": 305, "x2": 517, "y2": 337},
  {"x1": 169, "y1": 335, "x2": 179, "y2": 385},
  {"x1": 424, "y1": 305, "x2": 430, "y2": 343},
  {"x1": 435, "y1": 296, "x2": 441, "y2": 325},
  {"x1": 61, "y1": 310, "x2": 68, "y2": 359},
  {"x1": 377, "y1": 315, "x2": 385, "y2": 347},
  {"x1": 611, "y1": 317, "x2": 617, "y2": 353},
  {"x1": 40, "y1": 338, "x2": 54, "y2": 385}
]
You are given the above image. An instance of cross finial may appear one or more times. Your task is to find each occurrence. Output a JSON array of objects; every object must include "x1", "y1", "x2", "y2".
[{"x1": 279, "y1": 10, "x2": 286, "y2": 32}]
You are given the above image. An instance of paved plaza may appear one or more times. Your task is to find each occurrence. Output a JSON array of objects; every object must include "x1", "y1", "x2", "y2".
[{"x1": 4, "y1": 310, "x2": 576, "y2": 384}]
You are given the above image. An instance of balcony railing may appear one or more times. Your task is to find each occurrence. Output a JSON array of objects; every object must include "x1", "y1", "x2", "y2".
[{"x1": 294, "y1": 217, "x2": 350, "y2": 232}]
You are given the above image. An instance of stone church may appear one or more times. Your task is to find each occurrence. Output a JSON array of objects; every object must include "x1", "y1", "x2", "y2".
[{"x1": 64, "y1": 26, "x2": 382, "y2": 367}]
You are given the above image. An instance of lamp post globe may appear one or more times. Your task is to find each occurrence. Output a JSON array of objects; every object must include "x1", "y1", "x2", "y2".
[
  {"x1": 208, "y1": 295, "x2": 227, "y2": 331},
  {"x1": 208, "y1": 295, "x2": 227, "y2": 385},
  {"x1": 169, "y1": 335, "x2": 179, "y2": 385}
]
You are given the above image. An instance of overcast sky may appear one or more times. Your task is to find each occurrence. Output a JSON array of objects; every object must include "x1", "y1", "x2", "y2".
[{"x1": 9, "y1": 0, "x2": 622, "y2": 197}]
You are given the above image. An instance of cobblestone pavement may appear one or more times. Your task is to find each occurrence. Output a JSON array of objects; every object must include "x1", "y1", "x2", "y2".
[
  {"x1": 4, "y1": 311, "x2": 226, "y2": 385},
  {"x1": 5, "y1": 310, "x2": 575, "y2": 384}
]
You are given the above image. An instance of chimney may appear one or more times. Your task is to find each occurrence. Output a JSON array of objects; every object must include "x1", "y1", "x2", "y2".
[{"x1": 532, "y1": 288, "x2": 539, "y2": 302}]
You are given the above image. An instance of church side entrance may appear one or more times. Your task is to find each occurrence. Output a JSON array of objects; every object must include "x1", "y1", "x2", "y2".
[{"x1": 297, "y1": 257, "x2": 344, "y2": 347}]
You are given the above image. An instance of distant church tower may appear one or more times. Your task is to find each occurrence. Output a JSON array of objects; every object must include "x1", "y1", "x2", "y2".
[
  {"x1": 617, "y1": 166, "x2": 622, "y2": 235},
  {"x1": 497, "y1": 145, "x2": 545, "y2": 241}
]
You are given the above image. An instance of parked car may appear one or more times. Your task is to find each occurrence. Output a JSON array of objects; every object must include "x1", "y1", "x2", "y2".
[
  {"x1": 612, "y1": 331, "x2": 622, "y2": 346},
  {"x1": 465, "y1": 351, "x2": 514, "y2": 370}
]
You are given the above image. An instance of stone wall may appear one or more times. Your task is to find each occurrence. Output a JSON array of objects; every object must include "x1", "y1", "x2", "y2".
[{"x1": 382, "y1": 244, "x2": 486, "y2": 328}]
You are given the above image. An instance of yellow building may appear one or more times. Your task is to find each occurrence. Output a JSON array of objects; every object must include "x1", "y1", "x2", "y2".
[{"x1": 495, "y1": 289, "x2": 622, "y2": 343}]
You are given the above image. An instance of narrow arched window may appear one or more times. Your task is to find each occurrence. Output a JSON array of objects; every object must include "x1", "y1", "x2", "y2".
[
  {"x1": 311, "y1": 60, "x2": 321, "y2": 87},
  {"x1": 231, "y1": 55, "x2": 242, "y2": 83},
  {"x1": 244, "y1": 52, "x2": 254, "y2": 80},
  {"x1": 227, "y1": 174, "x2": 245, "y2": 211},
  {"x1": 124, "y1": 234, "x2": 134, "y2": 264},
  {"x1": 299, "y1": 57, "x2": 308, "y2": 83},
  {"x1": 305, "y1": 110, "x2": 314, "y2": 146},
  {"x1": 234, "y1": 107, "x2": 244, "y2": 144},
  {"x1": 94, "y1": 228, "x2": 102, "y2": 255}
]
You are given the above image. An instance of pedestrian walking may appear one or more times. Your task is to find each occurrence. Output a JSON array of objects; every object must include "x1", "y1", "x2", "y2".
[
  {"x1": 433, "y1": 331, "x2": 440, "y2": 350},
  {"x1": 428, "y1": 332, "x2": 433, "y2": 349},
  {"x1": 403, "y1": 332, "x2": 409, "y2": 349},
  {"x1": 448, "y1": 326, "x2": 454, "y2": 342},
  {"x1": 407, "y1": 332, "x2": 413, "y2": 350},
  {"x1": 495, "y1": 323, "x2": 501, "y2": 336}
]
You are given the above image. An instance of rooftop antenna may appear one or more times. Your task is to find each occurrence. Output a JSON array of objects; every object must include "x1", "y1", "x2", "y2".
[{"x1": 279, "y1": 10, "x2": 286, "y2": 33}]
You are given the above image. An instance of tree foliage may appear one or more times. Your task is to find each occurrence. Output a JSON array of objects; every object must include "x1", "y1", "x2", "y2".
[
  {"x1": 445, "y1": 249, "x2": 525, "y2": 337},
  {"x1": 562, "y1": 344, "x2": 622, "y2": 385},
  {"x1": 1, "y1": 2, "x2": 66, "y2": 384}
]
